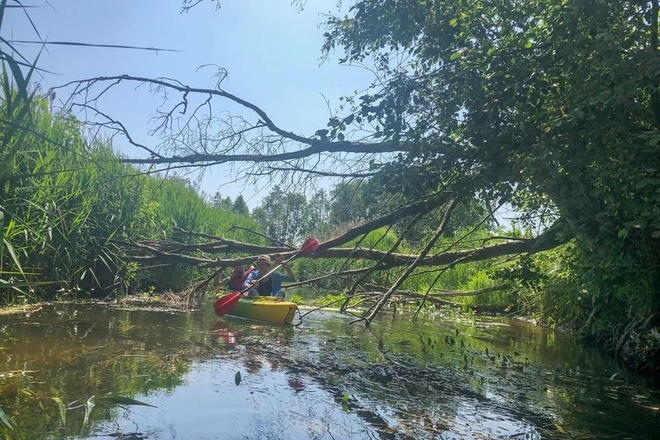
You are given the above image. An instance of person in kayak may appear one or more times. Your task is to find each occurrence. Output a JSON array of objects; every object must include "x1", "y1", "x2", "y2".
[
  {"x1": 242, "y1": 254, "x2": 295, "y2": 298},
  {"x1": 227, "y1": 264, "x2": 253, "y2": 291}
]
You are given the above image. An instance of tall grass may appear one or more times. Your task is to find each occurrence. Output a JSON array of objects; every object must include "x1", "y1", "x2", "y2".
[
  {"x1": 1, "y1": 0, "x2": 261, "y2": 304},
  {"x1": 0, "y1": 84, "x2": 261, "y2": 304},
  {"x1": 137, "y1": 176, "x2": 263, "y2": 292}
]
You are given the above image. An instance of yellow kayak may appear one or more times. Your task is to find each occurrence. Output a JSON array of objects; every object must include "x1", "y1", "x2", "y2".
[{"x1": 228, "y1": 296, "x2": 297, "y2": 325}]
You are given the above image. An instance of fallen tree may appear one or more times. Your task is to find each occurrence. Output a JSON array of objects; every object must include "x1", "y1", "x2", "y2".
[{"x1": 116, "y1": 195, "x2": 569, "y2": 325}]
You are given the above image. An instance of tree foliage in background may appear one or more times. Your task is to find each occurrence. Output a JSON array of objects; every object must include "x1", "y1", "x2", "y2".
[{"x1": 252, "y1": 185, "x2": 316, "y2": 245}]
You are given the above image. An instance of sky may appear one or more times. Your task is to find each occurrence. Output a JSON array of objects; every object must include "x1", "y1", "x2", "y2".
[{"x1": 6, "y1": 0, "x2": 373, "y2": 208}]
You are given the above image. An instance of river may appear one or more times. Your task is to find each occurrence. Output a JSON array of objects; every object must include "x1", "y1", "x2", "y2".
[{"x1": 0, "y1": 300, "x2": 659, "y2": 439}]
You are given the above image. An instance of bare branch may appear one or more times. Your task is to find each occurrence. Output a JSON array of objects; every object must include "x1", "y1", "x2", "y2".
[
  {"x1": 117, "y1": 142, "x2": 401, "y2": 165},
  {"x1": 317, "y1": 192, "x2": 454, "y2": 253},
  {"x1": 363, "y1": 198, "x2": 460, "y2": 324},
  {"x1": 263, "y1": 166, "x2": 378, "y2": 178},
  {"x1": 51, "y1": 74, "x2": 407, "y2": 168},
  {"x1": 76, "y1": 103, "x2": 163, "y2": 158}
]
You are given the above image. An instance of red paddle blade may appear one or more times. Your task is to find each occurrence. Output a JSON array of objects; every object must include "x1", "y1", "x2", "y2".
[
  {"x1": 300, "y1": 237, "x2": 319, "y2": 255},
  {"x1": 214, "y1": 292, "x2": 242, "y2": 316}
]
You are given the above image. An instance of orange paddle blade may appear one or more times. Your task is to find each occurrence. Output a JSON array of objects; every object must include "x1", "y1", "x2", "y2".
[{"x1": 214, "y1": 292, "x2": 242, "y2": 316}]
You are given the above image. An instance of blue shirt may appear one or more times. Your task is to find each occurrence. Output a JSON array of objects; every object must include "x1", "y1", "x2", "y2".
[{"x1": 242, "y1": 270, "x2": 292, "y2": 296}]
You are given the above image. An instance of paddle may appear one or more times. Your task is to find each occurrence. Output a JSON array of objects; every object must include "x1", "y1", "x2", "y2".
[{"x1": 213, "y1": 237, "x2": 320, "y2": 316}]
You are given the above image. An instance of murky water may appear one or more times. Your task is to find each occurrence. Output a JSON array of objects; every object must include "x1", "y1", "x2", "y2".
[{"x1": 1, "y1": 301, "x2": 659, "y2": 439}]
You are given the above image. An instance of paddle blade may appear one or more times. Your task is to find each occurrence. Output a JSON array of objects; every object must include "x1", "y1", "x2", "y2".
[
  {"x1": 214, "y1": 292, "x2": 242, "y2": 316},
  {"x1": 300, "y1": 237, "x2": 319, "y2": 255}
]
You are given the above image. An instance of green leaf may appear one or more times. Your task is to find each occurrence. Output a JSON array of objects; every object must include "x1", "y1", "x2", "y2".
[
  {"x1": 341, "y1": 393, "x2": 350, "y2": 412},
  {"x1": 51, "y1": 397, "x2": 66, "y2": 426},
  {"x1": 4, "y1": 56, "x2": 29, "y2": 107},
  {"x1": 449, "y1": 18, "x2": 458, "y2": 27},
  {"x1": 95, "y1": 394, "x2": 157, "y2": 408},
  {"x1": 449, "y1": 51, "x2": 462, "y2": 61},
  {"x1": 83, "y1": 396, "x2": 95, "y2": 426},
  {"x1": 235, "y1": 370, "x2": 242, "y2": 386},
  {"x1": 0, "y1": 211, "x2": 4, "y2": 268},
  {"x1": 0, "y1": 0, "x2": 7, "y2": 30},
  {"x1": 0, "y1": 405, "x2": 13, "y2": 431},
  {"x1": 3, "y1": 238, "x2": 25, "y2": 279}
]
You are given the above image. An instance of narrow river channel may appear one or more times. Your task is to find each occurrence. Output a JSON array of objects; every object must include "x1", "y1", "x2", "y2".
[{"x1": 1, "y1": 300, "x2": 659, "y2": 439}]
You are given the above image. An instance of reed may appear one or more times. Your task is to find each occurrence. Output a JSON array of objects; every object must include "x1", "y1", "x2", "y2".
[{"x1": 0, "y1": 87, "x2": 261, "y2": 303}]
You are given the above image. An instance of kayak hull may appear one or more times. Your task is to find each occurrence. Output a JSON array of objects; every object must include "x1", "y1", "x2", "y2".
[{"x1": 228, "y1": 296, "x2": 297, "y2": 325}]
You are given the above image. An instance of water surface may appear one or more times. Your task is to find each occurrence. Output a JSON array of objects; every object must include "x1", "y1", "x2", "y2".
[{"x1": 0, "y1": 301, "x2": 659, "y2": 439}]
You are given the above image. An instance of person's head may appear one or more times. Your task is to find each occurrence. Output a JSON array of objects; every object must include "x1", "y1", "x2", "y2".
[
  {"x1": 253, "y1": 254, "x2": 272, "y2": 272},
  {"x1": 232, "y1": 265, "x2": 244, "y2": 276}
]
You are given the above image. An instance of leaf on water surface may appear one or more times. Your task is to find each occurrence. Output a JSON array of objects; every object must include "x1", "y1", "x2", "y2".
[
  {"x1": 0, "y1": 405, "x2": 13, "y2": 430},
  {"x1": 554, "y1": 423, "x2": 567, "y2": 434},
  {"x1": 341, "y1": 393, "x2": 351, "y2": 413},
  {"x1": 51, "y1": 397, "x2": 66, "y2": 426},
  {"x1": 235, "y1": 371, "x2": 242, "y2": 386},
  {"x1": 96, "y1": 394, "x2": 157, "y2": 408},
  {"x1": 19, "y1": 388, "x2": 36, "y2": 398},
  {"x1": 83, "y1": 396, "x2": 95, "y2": 426}
]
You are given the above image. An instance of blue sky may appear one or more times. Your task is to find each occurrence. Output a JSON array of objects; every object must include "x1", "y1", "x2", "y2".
[{"x1": 7, "y1": 0, "x2": 372, "y2": 207}]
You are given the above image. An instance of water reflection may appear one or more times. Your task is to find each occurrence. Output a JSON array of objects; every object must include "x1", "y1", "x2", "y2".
[
  {"x1": 0, "y1": 302, "x2": 659, "y2": 439},
  {"x1": 211, "y1": 320, "x2": 237, "y2": 346}
]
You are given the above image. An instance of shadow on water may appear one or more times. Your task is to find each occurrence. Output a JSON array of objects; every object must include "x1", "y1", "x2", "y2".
[{"x1": 1, "y1": 300, "x2": 659, "y2": 439}]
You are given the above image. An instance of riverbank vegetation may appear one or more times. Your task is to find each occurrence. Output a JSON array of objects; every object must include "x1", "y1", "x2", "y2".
[
  {"x1": 0, "y1": 81, "x2": 262, "y2": 302},
  {"x1": 2, "y1": 0, "x2": 660, "y2": 372}
]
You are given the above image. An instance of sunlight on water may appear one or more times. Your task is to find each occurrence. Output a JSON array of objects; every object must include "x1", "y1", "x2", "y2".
[{"x1": 91, "y1": 362, "x2": 376, "y2": 439}]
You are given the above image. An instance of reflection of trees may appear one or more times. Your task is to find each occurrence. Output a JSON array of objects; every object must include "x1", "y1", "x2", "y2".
[
  {"x1": 342, "y1": 316, "x2": 660, "y2": 438},
  {"x1": 0, "y1": 304, "x2": 215, "y2": 438},
  {"x1": 278, "y1": 315, "x2": 620, "y2": 439}
]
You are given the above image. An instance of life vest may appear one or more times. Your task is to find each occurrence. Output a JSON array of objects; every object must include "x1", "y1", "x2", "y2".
[{"x1": 228, "y1": 267, "x2": 253, "y2": 291}]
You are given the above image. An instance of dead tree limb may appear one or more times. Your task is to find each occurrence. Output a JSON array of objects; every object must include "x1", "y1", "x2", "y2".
[
  {"x1": 342, "y1": 212, "x2": 424, "y2": 312},
  {"x1": 316, "y1": 191, "x2": 453, "y2": 253},
  {"x1": 117, "y1": 216, "x2": 568, "y2": 273},
  {"x1": 362, "y1": 198, "x2": 459, "y2": 325},
  {"x1": 51, "y1": 74, "x2": 407, "y2": 167}
]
